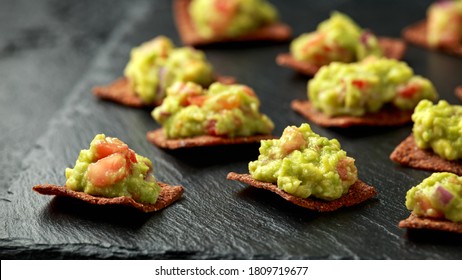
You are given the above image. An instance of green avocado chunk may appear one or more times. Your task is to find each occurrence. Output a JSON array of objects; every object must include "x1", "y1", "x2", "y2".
[
  {"x1": 124, "y1": 36, "x2": 214, "y2": 104},
  {"x1": 412, "y1": 100, "x2": 462, "y2": 161},
  {"x1": 290, "y1": 11, "x2": 382, "y2": 66},
  {"x1": 189, "y1": 0, "x2": 278, "y2": 39},
  {"x1": 65, "y1": 134, "x2": 161, "y2": 204},
  {"x1": 406, "y1": 172, "x2": 462, "y2": 222},
  {"x1": 249, "y1": 123, "x2": 357, "y2": 201},
  {"x1": 152, "y1": 82, "x2": 274, "y2": 139},
  {"x1": 308, "y1": 57, "x2": 438, "y2": 117}
]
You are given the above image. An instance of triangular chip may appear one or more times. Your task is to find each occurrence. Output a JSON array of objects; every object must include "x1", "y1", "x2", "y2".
[
  {"x1": 33, "y1": 182, "x2": 184, "y2": 213},
  {"x1": 403, "y1": 20, "x2": 462, "y2": 57},
  {"x1": 173, "y1": 0, "x2": 292, "y2": 46},
  {"x1": 276, "y1": 37, "x2": 406, "y2": 75},
  {"x1": 92, "y1": 75, "x2": 236, "y2": 108},
  {"x1": 390, "y1": 134, "x2": 462, "y2": 175},
  {"x1": 291, "y1": 100, "x2": 412, "y2": 128},
  {"x1": 456, "y1": 86, "x2": 462, "y2": 102},
  {"x1": 147, "y1": 128, "x2": 274, "y2": 149},
  {"x1": 226, "y1": 172, "x2": 377, "y2": 212},
  {"x1": 399, "y1": 213, "x2": 462, "y2": 234}
]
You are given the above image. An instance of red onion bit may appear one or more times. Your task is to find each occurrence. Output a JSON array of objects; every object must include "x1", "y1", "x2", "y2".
[{"x1": 435, "y1": 185, "x2": 454, "y2": 206}]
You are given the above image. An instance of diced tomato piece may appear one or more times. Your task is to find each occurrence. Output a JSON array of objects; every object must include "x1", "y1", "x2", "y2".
[
  {"x1": 242, "y1": 86, "x2": 256, "y2": 97},
  {"x1": 218, "y1": 96, "x2": 240, "y2": 110},
  {"x1": 94, "y1": 138, "x2": 129, "y2": 160},
  {"x1": 214, "y1": 0, "x2": 235, "y2": 14},
  {"x1": 337, "y1": 158, "x2": 354, "y2": 181},
  {"x1": 398, "y1": 83, "x2": 421, "y2": 98},
  {"x1": 352, "y1": 79, "x2": 367, "y2": 90},
  {"x1": 87, "y1": 153, "x2": 128, "y2": 187},
  {"x1": 281, "y1": 127, "x2": 306, "y2": 156},
  {"x1": 186, "y1": 95, "x2": 207, "y2": 107}
]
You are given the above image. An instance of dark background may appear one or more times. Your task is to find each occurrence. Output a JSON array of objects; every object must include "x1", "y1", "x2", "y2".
[{"x1": 1, "y1": 0, "x2": 461, "y2": 259}]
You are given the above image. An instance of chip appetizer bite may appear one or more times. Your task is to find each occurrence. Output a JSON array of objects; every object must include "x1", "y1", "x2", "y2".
[
  {"x1": 399, "y1": 172, "x2": 462, "y2": 234},
  {"x1": 93, "y1": 36, "x2": 233, "y2": 108},
  {"x1": 174, "y1": 0, "x2": 292, "y2": 46},
  {"x1": 33, "y1": 134, "x2": 184, "y2": 212},
  {"x1": 227, "y1": 123, "x2": 377, "y2": 212},
  {"x1": 403, "y1": 0, "x2": 462, "y2": 56},
  {"x1": 277, "y1": 12, "x2": 406, "y2": 75},
  {"x1": 390, "y1": 100, "x2": 462, "y2": 175},
  {"x1": 291, "y1": 57, "x2": 438, "y2": 128},
  {"x1": 148, "y1": 81, "x2": 275, "y2": 149}
]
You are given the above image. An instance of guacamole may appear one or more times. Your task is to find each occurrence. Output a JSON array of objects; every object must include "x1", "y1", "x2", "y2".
[
  {"x1": 427, "y1": 0, "x2": 462, "y2": 48},
  {"x1": 249, "y1": 123, "x2": 357, "y2": 200},
  {"x1": 412, "y1": 100, "x2": 462, "y2": 161},
  {"x1": 124, "y1": 36, "x2": 214, "y2": 104},
  {"x1": 65, "y1": 134, "x2": 161, "y2": 204},
  {"x1": 152, "y1": 81, "x2": 274, "y2": 139},
  {"x1": 189, "y1": 0, "x2": 278, "y2": 39},
  {"x1": 290, "y1": 12, "x2": 382, "y2": 67},
  {"x1": 406, "y1": 172, "x2": 462, "y2": 222},
  {"x1": 308, "y1": 57, "x2": 438, "y2": 117}
]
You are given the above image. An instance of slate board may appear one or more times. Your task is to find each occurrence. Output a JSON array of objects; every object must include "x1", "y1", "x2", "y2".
[{"x1": 2, "y1": 0, "x2": 462, "y2": 259}]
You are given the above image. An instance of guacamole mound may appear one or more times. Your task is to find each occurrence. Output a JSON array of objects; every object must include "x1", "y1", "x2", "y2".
[
  {"x1": 290, "y1": 12, "x2": 382, "y2": 66},
  {"x1": 65, "y1": 134, "x2": 161, "y2": 204},
  {"x1": 427, "y1": 0, "x2": 462, "y2": 48},
  {"x1": 189, "y1": 0, "x2": 278, "y2": 39},
  {"x1": 412, "y1": 100, "x2": 462, "y2": 161},
  {"x1": 308, "y1": 57, "x2": 438, "y2": 117},
  {"x1": 406, "y1": 172, "x2": 462, "y2": 222},
  {"x1": 124, "y1": 36, "x2": 214, "y2": 104},
  {"x1": 152, "y1": 81, "x2": 274, "y2": 139},
  {"x1": 249, "y1": 123, "x2": 357, "y2": 200}
]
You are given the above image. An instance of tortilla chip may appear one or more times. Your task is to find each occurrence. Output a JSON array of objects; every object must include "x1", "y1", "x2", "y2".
[
  {"x1": 276, "y1": 37, "x2": 406, "y2": 75},
  {"x1": 403, "y1": 20, "x2": 462, "y2": 57},
  {"x1": 226, "y1": 172, "x2": 377, "y2": 212},
  {"x1": 399, "y1": 213, "x2": 462, "y2": 234},
  {"x1": 173, "y1": 0, "x2": 292, "y2": 46},
  {"x1": 291, "y1": 100, "x2": 412, "y2": 128},
  {"x1": 32, "y1": 182, "x2": 184, "y2": 213},
  {"x1": 455, "y1": 86, "x2": 462, "y2": 102},
  {"x1": 390, "y1": 134, "x2": 462, "y2": 175},
  {"x1": 92, "y1": 75, "x2": 235, "y2": 108},
  {"x1": 147, "y1": 128, "x2": 274, "y2": 149}
]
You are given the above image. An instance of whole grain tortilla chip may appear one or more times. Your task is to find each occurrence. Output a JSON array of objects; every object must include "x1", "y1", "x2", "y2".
[
  {"x1": 455, "y1": 86, "x2": 462, "y2": 102},
  {"x1": 403, "y1": 20, "x2": 462, "y2": 57},
  {"x1": 226, "y1": 172, "x2": 377, "y2": 212},
  {"x1": 173, "y1": 0, "x2": 292, "y2": 46},
  {"x1": 390, "y1": 134, "x2": 462, "y2": 175},
  {"x1": 399, "y1": 213, "x2": 462, "y2": 234},
  {"x1": 92, "y1": 75, "x2": 236, "y2": 108},
  {"x1": 32, "y1": 182, "x2": 184, "y2": 213},
  {"x1": 276, "y1": 37, "x2": 406, "y2": 75},
  {"x1": 291, "y1": 100, "x2": 412, "y2": 128},
  {"x1": 147, "y1": 128, "x2": 274, "y2": 149}
]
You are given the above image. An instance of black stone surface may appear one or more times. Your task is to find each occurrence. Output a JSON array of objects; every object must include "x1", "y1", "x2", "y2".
[{"x1": 2, "y1": 0, "x2": 462, "y2": 259}]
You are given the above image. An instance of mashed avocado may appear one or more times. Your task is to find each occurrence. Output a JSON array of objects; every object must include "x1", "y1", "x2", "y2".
[
  {"x1": 290, "y1": 12, "x2": 382, "y2": 66},
  {"x1": 152, "y1": 81, "x2": 274, "y2": 139},
  {"x1": 65, "y1": 134, "x2": 161, "y2": 204},
  {"x1": 308, "y1": 57, "x2": 438, "y2": 117},
  {"x1": 412, "y1": 100, "x2": 462, "y2": 161},
  {"x1": 189, "y1": 0, "x2": 278, "y2": 39},
  {"x1": 249, "y1": 123, "x2": 357, "y2": 200},
  {"x1": 406, "y1": 172, "x2": 462, "y2": 222},
  {"x1": 427, "y1": 0, "x2": 462, "y2": 48},
  {"x1": 124, "y1": 36, "x2": 214, "y2": 104}
]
